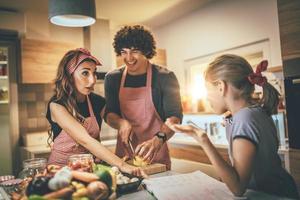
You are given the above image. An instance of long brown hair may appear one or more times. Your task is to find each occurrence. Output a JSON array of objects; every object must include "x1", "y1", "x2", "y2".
[
  {"x1": 205, "y1": 54, "x2": 280, "y2": 115},
  {"x1": 53, "y1": 50, "x2": 81, "y2": 118},
  {"x1": 47, "y1": 49, "x2": 96, "y2": 142}
]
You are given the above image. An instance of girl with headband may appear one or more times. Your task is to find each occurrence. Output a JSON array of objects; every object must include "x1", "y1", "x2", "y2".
[
  {"x1": 46, "y1": 48, "x2": 146, "y2": 177},
  {"x1": 166, "y1": 54, "x2": 299, "y2": 199}
]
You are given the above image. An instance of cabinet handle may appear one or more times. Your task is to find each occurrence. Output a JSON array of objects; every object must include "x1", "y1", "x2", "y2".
[{"x1": 292, "y1": 78, "x2": 300, "y2": 84}]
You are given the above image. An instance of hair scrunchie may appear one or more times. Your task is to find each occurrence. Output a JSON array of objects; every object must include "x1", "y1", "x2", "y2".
[{"x1": 247, "y1": 60, "x2": 268, "y2": 86}]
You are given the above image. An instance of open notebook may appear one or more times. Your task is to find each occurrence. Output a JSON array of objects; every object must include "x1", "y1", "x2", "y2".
[{"x1": 142, "y1": 170, "x2": 235, "y2": 200}]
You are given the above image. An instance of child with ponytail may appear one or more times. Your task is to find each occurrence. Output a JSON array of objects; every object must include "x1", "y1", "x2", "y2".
[{"x1": 166, "y1": 54, "x2": 299, "y2": 199}]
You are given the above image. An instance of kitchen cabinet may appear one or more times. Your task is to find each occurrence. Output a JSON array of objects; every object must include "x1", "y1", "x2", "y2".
[
  {"x1": 116, "y1": 48, "x2": 167, "y2": 67},
  {"x1": 278, "y1": 0, "x2": 300, "y2": 192},
  {"x1": 21, "y1": 39, "x2": 77, "y2": 83}
]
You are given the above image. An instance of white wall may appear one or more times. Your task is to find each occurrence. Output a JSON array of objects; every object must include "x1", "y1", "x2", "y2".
[
  {"x1": 90, "y1": 19, "x2": 113, "y2": 72},
  {"x1": 154, "y1": 0, "x2": 282, "y2": 91}
]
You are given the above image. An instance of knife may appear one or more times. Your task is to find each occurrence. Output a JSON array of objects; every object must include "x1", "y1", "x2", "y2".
[{"x1": 128, "y1": 138, "x2": 136, "y2": 160}]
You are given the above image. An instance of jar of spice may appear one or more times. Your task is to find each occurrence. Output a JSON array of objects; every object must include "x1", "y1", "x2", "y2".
[
  {"x1": 1, "y1": 64, "x2": 7, "y2": 76},
  {"x1": 0, "y1": 65, "x2": 3, "y2": 76},
  {"x1": 0, "y1": 178, "x2": 23, "y2": 195},
  {"x1": 68, "y1": 153, "x2": 94, "y2": 172},
  {"x1": 18, "y1": 158, "x2": 47, "y2": 180},
  {"x1": 0, "y1": 87, "x2": 8, "y2": 101},
  {"x1": 0, "y1": 175, "x2": 15, "y2": 183},
  {"x1": 0, "y1": 50, "x2": 7, "y2": 61}
]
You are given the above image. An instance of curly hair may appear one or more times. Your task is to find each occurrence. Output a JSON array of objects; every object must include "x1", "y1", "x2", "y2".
[{"x1": 113, "y1": 25, "x2": 156, "y2": 59}]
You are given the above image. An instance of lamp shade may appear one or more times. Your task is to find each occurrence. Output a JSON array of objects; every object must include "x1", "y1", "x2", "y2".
[{"x1": 49, "y1": 0, "x2": 96, "y2": 27}]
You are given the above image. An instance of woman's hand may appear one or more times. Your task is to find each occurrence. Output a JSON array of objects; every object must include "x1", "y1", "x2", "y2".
[
  {"x1": 119, "y1": 163, "x2": 148, "y2": 178},
  {"x1": 165, "y1": 119, "x2": 208, "y2": 145}
]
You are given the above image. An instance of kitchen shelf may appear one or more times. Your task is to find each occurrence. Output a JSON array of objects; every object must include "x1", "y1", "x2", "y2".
[
  {"x1": 0, "y1": 76, "x2": 8, "y2": 79},
  {"x1": 0, "y1": 100, "x2": 9, "y2": 104},
  {"x1": 0, "y1": 61, "x2": 7, "y2": 64}
]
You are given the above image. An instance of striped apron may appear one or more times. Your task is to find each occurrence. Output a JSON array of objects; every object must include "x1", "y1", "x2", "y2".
[{"x1": 48, "y1": 95, "x2": 100, "y2": 166}]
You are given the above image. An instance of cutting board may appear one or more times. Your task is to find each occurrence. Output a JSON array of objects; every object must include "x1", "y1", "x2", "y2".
[
  {"x1": 141, "y1": 163, "x2": 167, "y2": 175},
  {"x1": 127, "y1": 160, "x2": 167, "y2": 175}
]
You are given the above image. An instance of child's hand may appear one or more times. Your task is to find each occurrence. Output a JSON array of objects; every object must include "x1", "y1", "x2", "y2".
[{"x1": 165, "y1": 121, "x2": 208, "y2": 145}]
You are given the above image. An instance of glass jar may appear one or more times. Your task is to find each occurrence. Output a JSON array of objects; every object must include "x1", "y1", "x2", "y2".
[
  {"x1": 0, "y1": 50, "x2": 7, "y2": 61},
  {"x1": 18, "y1": 158, "x2": 47, "y2": 180},
  {"x1": 0, "y1": 175, "x2": 15, "y2": 184},
  {"x1": 0, "y1": 178, "x2": 23, "y2": 195},
  {"x1": 68, "y1": 153, "x2": 94, "y2": 172}
]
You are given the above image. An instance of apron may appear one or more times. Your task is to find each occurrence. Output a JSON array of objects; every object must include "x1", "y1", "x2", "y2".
[
  {"x1": 116, "y1": 63, "x2": 171, "y2": 169},
  {"x1": 48, "y1": 95, "x2": 100, "y2": 166}
]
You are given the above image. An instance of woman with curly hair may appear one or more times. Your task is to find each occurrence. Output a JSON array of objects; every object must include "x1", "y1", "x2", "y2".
[
  {"x1": 104, "y1": 25, "x2": 183, "y2": 169},
  {"x1": 46, "y1": 48, "x2": 146, "y2": 177}
]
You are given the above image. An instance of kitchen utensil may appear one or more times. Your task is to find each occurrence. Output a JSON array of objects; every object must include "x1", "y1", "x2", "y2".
[{"x1": 128, "y1": 138, "x2": 136, "y2": 160}]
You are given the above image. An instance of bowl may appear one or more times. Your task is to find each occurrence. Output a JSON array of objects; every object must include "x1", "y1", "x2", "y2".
[{"x1": 116, "y1": 173, "x2": 143, "y2": 195}]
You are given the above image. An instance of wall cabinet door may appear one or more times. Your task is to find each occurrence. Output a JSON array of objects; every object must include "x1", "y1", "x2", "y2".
[{"x1": 21, "y1": 39, "x2": 77, "y2": 83}]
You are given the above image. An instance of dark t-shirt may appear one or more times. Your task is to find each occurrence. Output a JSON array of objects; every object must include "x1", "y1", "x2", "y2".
[
  {"x1": 46, "y1": 93, "x2": 106, "y2": 139},
  {"x1": 104, "y1": 64, "x2": 183, "y2": 122}
]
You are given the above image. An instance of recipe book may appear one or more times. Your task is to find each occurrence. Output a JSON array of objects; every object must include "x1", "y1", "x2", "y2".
[{"x1": 142, "y1": 170, "x2": 234, "y2": 200}]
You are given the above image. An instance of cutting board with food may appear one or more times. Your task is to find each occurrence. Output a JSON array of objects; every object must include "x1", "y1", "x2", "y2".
[{"x1": 127, "y1": 156, "x2": 167, "y2": 175}]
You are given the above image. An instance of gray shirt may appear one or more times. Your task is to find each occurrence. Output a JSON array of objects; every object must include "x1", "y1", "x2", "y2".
[{"x1": 225, "y1": 106, "x2": 299, "y2": 199}]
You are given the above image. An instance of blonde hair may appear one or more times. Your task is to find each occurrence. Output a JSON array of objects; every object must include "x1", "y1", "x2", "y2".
[{"x1": 205, "y1": 54, "x2": 280, "y2": 115}]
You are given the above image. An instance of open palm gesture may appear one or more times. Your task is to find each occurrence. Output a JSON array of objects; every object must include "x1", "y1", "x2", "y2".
[{"x1": 165, "y1": 119, "x2": 208, "y2": 145}]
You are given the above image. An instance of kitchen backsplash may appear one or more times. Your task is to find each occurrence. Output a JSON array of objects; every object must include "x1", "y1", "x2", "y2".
[{"x1": 18, "y1": 84, "x2": 53, "y2": 135}]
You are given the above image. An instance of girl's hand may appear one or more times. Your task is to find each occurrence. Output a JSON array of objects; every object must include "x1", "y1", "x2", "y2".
[
  {"x1": 119, "y1": 163, "x2": 148, "y2": 178},
  {"x1": 165, "y1": 120, "x2": 208, "y2": 145}
]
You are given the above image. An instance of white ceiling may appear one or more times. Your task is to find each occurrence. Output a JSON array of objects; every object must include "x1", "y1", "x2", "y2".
[{"x1": 0, "y1": 0, "x2": 212, "y2": 28}]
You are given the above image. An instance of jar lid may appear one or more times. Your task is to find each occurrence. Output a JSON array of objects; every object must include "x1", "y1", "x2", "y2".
[
  {"x1": 0, "y1": 175, "x2": 15, "y2": 183},
  {"x1": 0, "y1": 179, "x2": 23, "y2": 186},
  {"x1": 23, "y1": 158, "x2": 47, "y2": 169},
  {"x1": 69, "y1": 153, "x2": 93, "y2": 159}
]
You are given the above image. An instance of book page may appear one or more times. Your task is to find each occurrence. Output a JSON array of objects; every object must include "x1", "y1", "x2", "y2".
[{"x1": 143, "y1": 171, "x2": 234, "y2": 200}]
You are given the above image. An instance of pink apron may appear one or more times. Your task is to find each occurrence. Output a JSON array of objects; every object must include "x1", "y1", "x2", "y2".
[
  {"x1": 116, "y1": 63, "x2": 171, "y2": 169},
  {"x1": 48, "y1": 95, "x2": 100, "y2": 166}
]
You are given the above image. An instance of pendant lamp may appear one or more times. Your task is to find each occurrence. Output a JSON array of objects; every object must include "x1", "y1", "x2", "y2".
[{"x1": 48, "y1": 0, "x2": 96, "y2": 27}]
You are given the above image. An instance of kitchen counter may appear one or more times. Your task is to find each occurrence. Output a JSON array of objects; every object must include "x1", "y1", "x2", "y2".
[
  {"x1": 168, "y1": 134, "x2": 291, "y2": 172},
  {"x1": 0, "y1": 171, "x2": 295, "y2": 200},
  {"x1": 169, "y1": 135, "x2": 289, "y2": 152},
  {"x1": 118, "y1": 171, "x2": 294, "y2": 200}
]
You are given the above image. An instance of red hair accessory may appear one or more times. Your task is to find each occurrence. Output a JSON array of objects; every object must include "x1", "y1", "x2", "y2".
[
  {"x1": 66, "y1": 48, "x2": 102, "y2": 75},
  {"x1": 247, "y1": 60, "x2": 268, "y2": 86}
]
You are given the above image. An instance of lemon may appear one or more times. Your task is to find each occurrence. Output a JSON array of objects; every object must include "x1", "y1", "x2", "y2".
[{"x1": 133, "y1": 156, "x2": 149, "y2": 167}]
